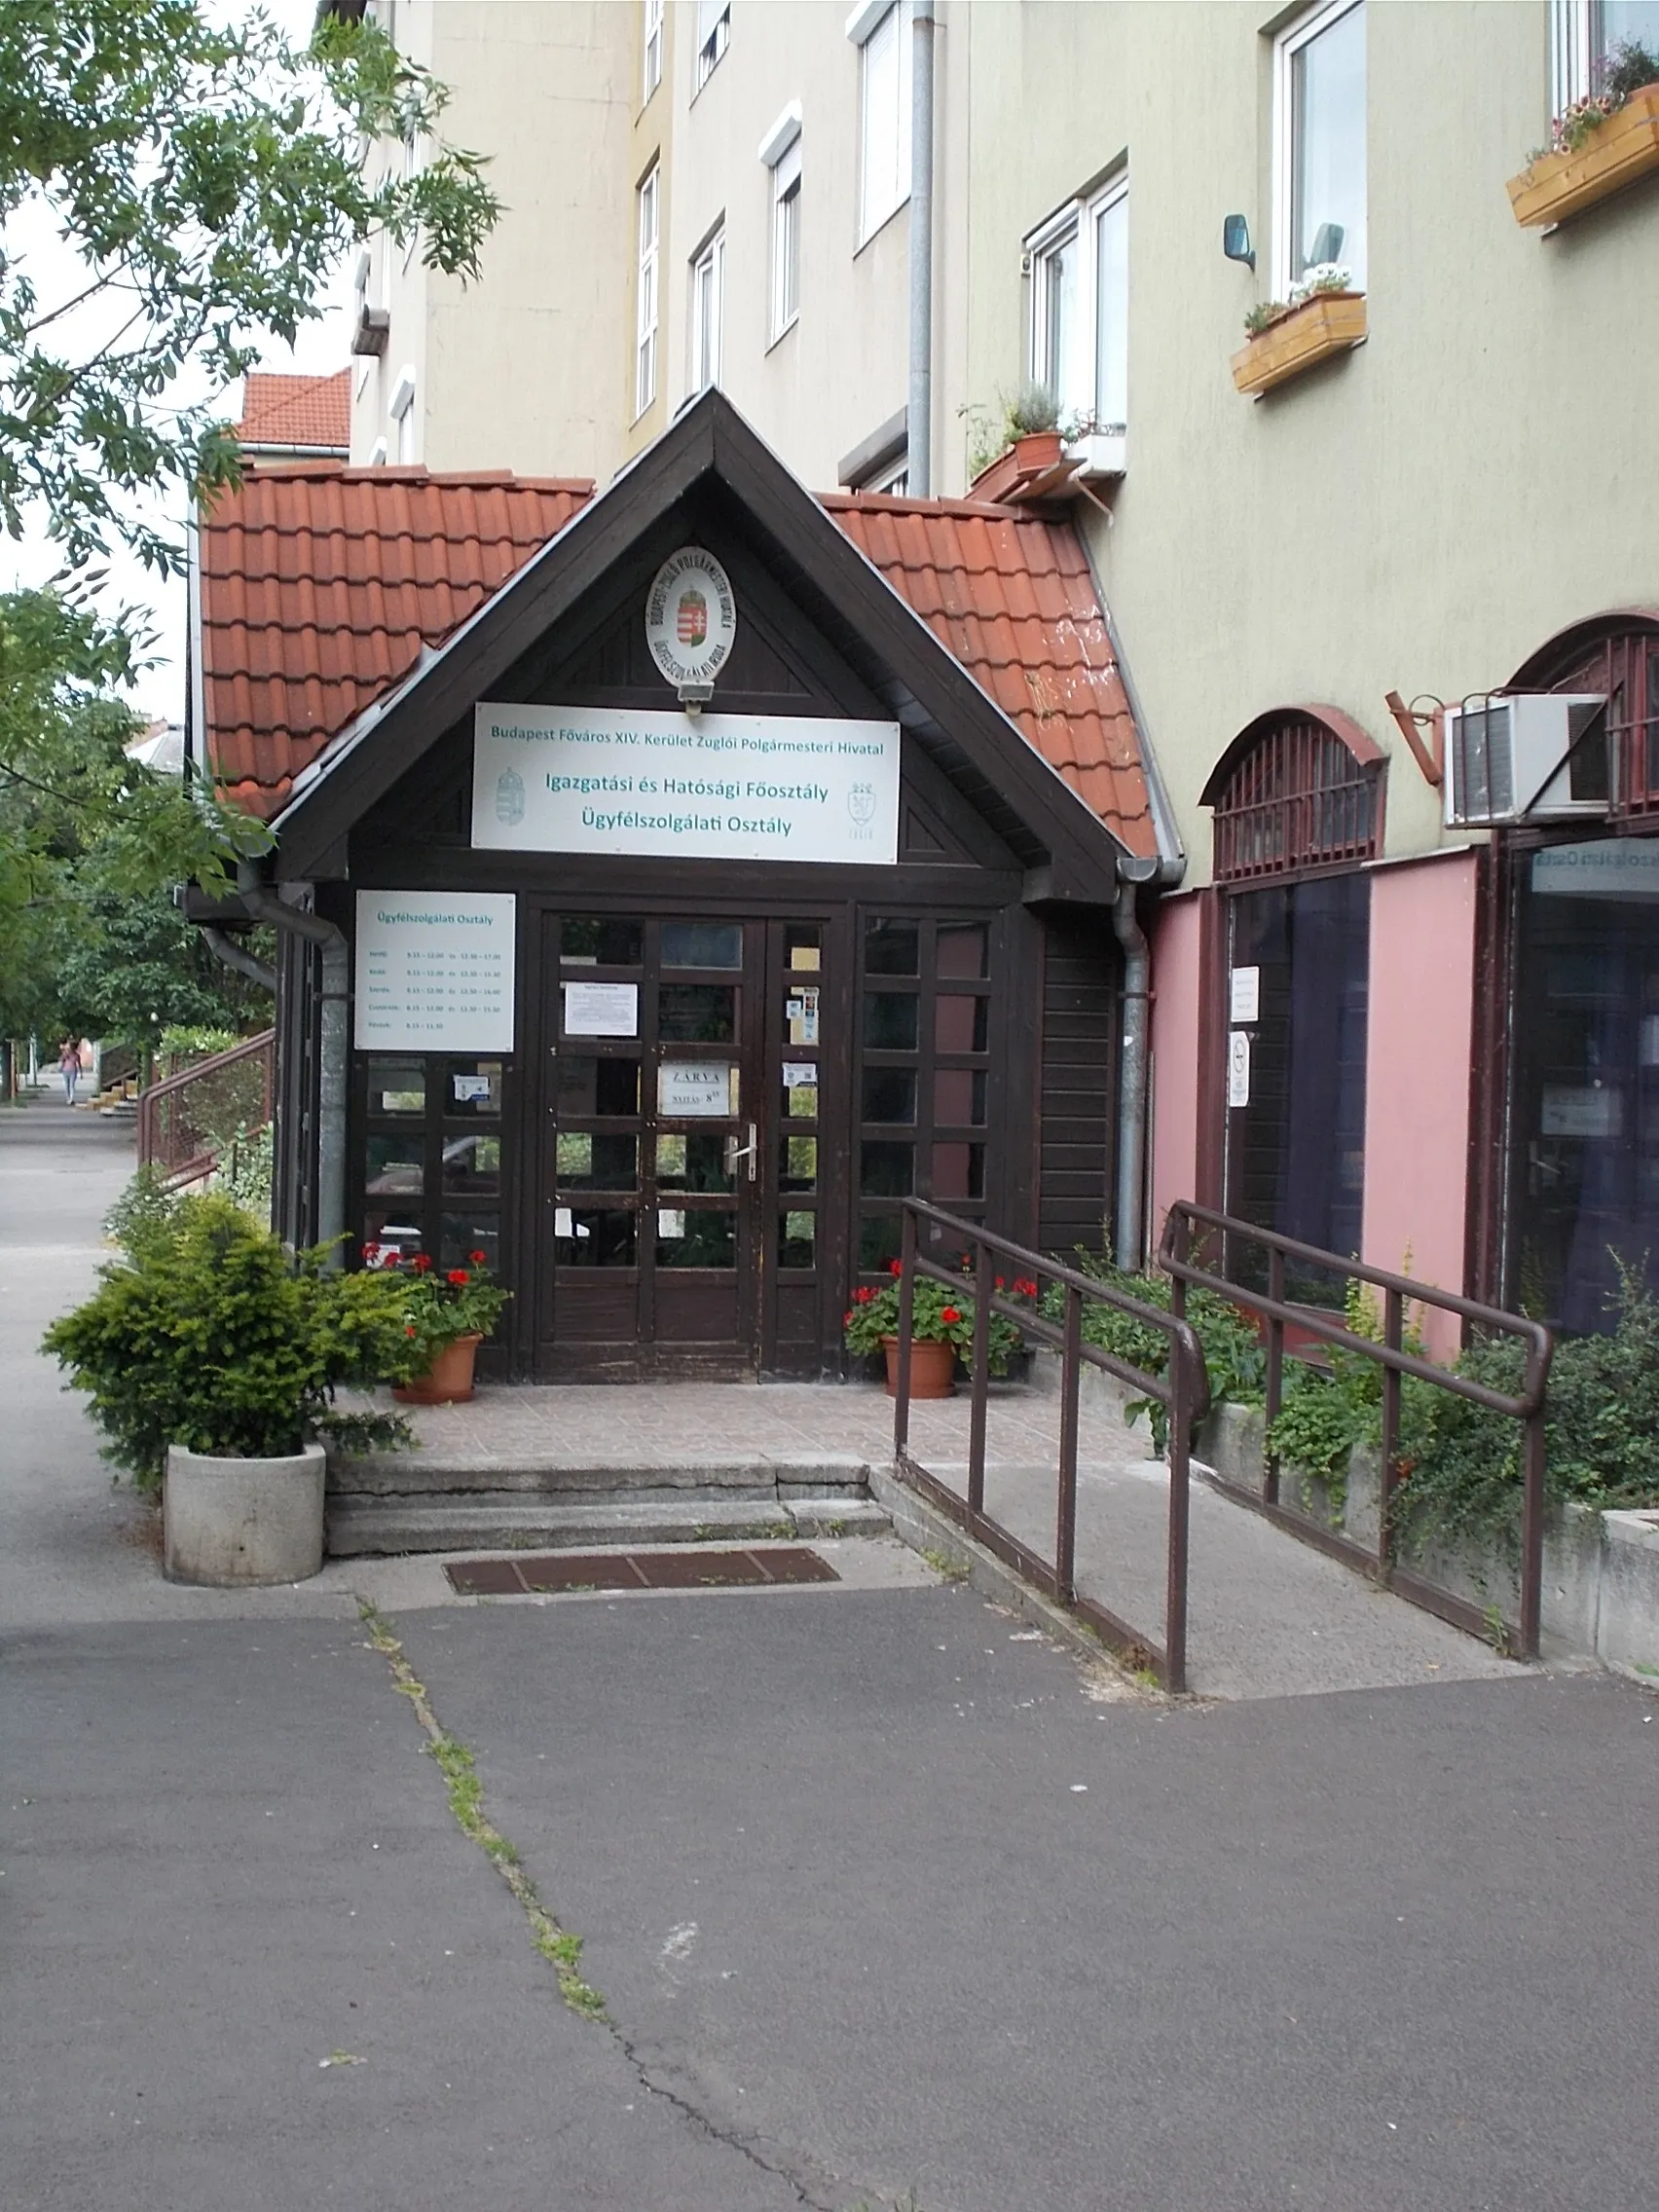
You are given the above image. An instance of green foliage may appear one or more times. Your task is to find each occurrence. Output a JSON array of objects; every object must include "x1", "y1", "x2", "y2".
[
  {"x1": 366, "y1": 1241, "x2": 510, "y2": 1364},
  {"x1": 210, "y1": 1121, "x2": 273, "y2": 1224},
  {"x1": 960, "y1": 380, "x2": 1105, "y2": 477},
  {"x1": 0, "y1": 1, "x2": 501, "y2": 581},
  {"x1": 51, "y1": 888, "x2": 271, "y2": 1050},
  {"x1": 43, "y1": 1194, "x2": 419, "y2": 1484},
  {"x1": 1047, "y1": 1251, "x2": 1266, "y2": 1448},
  {"x1": 1265, "y1": 1279, "x2": 1412, "y2": 1521},
  {"x1": 1397, "y1": 1260, "x2": 1659, "y2": 1563},
  {"x1": 159, "y1": 1025, "x2": 240, "y2": 1068},
  {"x1": 0, "y1": 588, "x2": 275, "y2": 1040},
  {"x1": 101, "y1": 1161, "x2": 184, "y2": 1264},
  {"x1": 843, "y1": 1262, "x2": 1034, "y2": 1376}
]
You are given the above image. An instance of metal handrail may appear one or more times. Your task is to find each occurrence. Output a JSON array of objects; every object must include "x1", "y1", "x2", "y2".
[
  {"x1": 136, "y1": 1029, "x2": 276, "y2": 1183},
  {"x1": 895, "y1": 1199, "x2": 1209, "y2": 1692},
  {"x1": 1160, "y1": 1200, "x2": 1554, "y2": 1659}
]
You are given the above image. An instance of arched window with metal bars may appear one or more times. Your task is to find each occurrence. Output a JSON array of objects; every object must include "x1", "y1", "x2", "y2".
[
  {"x1": 1510, "y1": 610, "x2": 1659, "y2": 820},
  {"x1": 1200, "y1": 705, "x2": 1383, "y2": 883}
]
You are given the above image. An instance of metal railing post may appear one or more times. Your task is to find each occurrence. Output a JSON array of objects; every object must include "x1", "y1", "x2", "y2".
[
  {"x1": 968, "y1": 1235, "x2": 991, "y2": 1516},
  {"x1": 1055, "y1": 1284, "x2": 1081, "y2": 1603},
  {"x1": 1380, "y1": 1285, "x2": 1403, "y2": 1577},
  {"x1": 1520, "y1": 1405, "x2": 1546, "y2": 1660},
  {"x1": 1165, "y1": 1329, "x2": 1191, "y2": 1695},
  {"x1": 1264, "y1": 1246, "x2": 1285, "y2": 1506},
  {"x1": 895, "y1": 1205, "x2": 916, "y2": 1461}
]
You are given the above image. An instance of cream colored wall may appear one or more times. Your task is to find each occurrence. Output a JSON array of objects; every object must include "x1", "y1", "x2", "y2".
[
  {"x1": 662, "y1": 0, "x2": 912, "y2": 489},
  {"x1": 625, "y1": 0, "x2": 675, "y2": 460},
  {"x1": 958, "y1": 0, "x2": 1659, "y2": 882},
  {"x1": 351, "y1": 2, "x2": 636, "y2": 483}
]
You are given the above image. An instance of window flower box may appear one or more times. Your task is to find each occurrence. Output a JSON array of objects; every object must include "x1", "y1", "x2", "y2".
[
  {"x1": 969, "y1": 429, "x2": 1066, "y2": 503},
  {"x1": 1231, "y1": 291, "x2": 1367, "y2": 398},
  {"x1": 1507, "y1": 81, "x2": 1659, "y2": 228}
]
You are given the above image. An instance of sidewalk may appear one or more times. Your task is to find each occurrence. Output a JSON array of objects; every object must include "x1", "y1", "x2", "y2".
[{"x1": 381, "y1": 1377, "x2": 1518, "y2": 1702}]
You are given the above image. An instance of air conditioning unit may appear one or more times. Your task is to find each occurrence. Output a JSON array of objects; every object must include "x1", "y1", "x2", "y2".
[{"x1": 1442, "y1": 692, "x2": 1609, "y2": 828}]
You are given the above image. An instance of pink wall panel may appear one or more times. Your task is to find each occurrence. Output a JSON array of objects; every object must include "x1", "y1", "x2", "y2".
[
  {"x1": 1149, "y1": 895, "x2": 1203, "y2": 1258},
  {"x1": 1360, "y1": 853, "x2": 1480, "y2": 1360}
]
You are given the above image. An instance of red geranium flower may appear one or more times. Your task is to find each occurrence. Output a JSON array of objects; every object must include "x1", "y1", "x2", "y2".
[
  {"x1": 468, "y1": 1249, "x2": 489, "y2": 1265},
  {"x1": 940, "y1": 1306, "x2": 962, "y2": 1325},
  {"x1": 405, "y1": 1324, "x2": 417, "y2": 1337},
  {"x1": 888, "y1": 1258, "x2": 903, "y2": 1276},
  {"x1": 995, "y1": 1275, "x2": 1006, "y2": 1291},
  {"x1": 855, "y1": 1285, "x2": 874, "y2": 1304},
  {"x1": 362, "y1": 1241, "x2": 381, "y2": 1261},
  {"x1": 843, "y1": 1310, "x2": 855, "y2": 1326},
  {"x1": 411, "y1": 1254, "x2": 432, "y2": 1273},
  {"x1": 447, "y1": 1269, "x2": 470, "y2": 1286}
]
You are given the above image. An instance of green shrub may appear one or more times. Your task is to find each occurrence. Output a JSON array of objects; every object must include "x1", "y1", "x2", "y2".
[
  {"x1": 43, "y1": 1194, "x2": 420, "y2": 1486},
  {"x1": 1045, "y1": 1252, "x2": 1266, "y2": 1449},
  {"x1": 1398, "y1": 1260, "x2": 1659, "y2": 1563},
  {"x1": 102, "y1": 1163, "x2": 186, "y2": 1264},
  {"x1": 210, "y1": 1121, "x2": 274, "y2": 1224}
]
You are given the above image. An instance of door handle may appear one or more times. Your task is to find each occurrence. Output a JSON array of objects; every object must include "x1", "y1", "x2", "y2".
[{"x1": 725, "y1": 1121, "x2": 759, "y2": 1181}]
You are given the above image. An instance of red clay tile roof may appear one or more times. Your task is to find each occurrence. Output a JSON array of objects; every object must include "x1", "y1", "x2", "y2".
[
  {"x1": 198, "y1": 464, "x2": 1155, "y2": 856},
  {"x1": 236, "y1": 369, "x2": 352, "y2": 455},
  {"x1": 201, "y1": 465, "x2": 594, "y2": 817},
  {"x1": 824, "y1": 492, "x2": 1155, "y2": 859}
]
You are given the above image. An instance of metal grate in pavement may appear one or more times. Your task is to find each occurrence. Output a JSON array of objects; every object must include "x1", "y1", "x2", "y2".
[{"x1": 444, "y1": 1546, "x2": 840, "y2": 1598}]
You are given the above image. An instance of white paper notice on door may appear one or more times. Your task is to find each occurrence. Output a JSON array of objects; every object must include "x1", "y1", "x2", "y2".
[
  {"x1": 1229, "y1": 966, "x2": 1260, "y2": 1024},
  {"x1": 786, "y1": 986, "x2": 820, "y2": 1047},
  {"x1": 554, "y1": 1206, "x2": 574, "y2": 1237},
  {"x1": 658, "y1": 1059, "x2": 733, "y2": 1117},
  {"x1": 1228, "y1": 1028, "x2": 1252, "y2": 1109},
  {"x1": 563, "y1": 981, "x2": 638, "y2": 1037}
]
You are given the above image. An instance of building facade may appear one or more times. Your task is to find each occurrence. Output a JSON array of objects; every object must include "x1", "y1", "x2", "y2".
[{"x1": 321, "y1": 0, "x2": 1659, "y2": 1338}]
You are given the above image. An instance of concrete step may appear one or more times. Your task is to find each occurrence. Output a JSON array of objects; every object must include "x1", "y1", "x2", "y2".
[
  {"x1": 326, "y1": 1493, "x2": 892, "y2": 1559},
  {"x1": 327, "y1": 1451, "x2": 873, "y2": 1500}
]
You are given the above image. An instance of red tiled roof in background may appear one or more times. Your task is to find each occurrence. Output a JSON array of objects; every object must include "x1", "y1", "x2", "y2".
[
  {"x1": 824, "y1": 493, "x2": 1155, "y2": 859},
  {"x1": 198, "y1": 463, "x2": 1155, "y2": 856},
  {"x1": 236, "y1": 369, "x2": 352, "y2": 455},
  {"x1": 201, "y1": 466, "x2": 594, "y2": 817}
]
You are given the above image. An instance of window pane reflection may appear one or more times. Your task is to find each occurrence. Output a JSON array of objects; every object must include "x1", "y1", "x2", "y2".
[
  {"x1": 562, "y1": 917, "x2": 644, "y2": 966},
  {"x1": 556, "y1": 1209, "x2": 637, "y2": 1267},
  {"x1": 662, "y1": 921, "x2": 743, "y2": 969},
  {"x1": 558, "y1": 1056, "x2": 640, "y2": 1117},
  {"x1": 863, "y1": 993, "x2": 918, "y2": 1051}
]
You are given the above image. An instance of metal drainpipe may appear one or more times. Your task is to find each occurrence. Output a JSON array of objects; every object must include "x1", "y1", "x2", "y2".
[
  {"x1": 907, "y1": 0, "x2": 936, "y2": 497},
  {"x1": 235, "y1": 866, "x2": 349, "y2": 1261},
  {"x1": 1113, "y1": 866, "x2": 1156, "y2": 1271},
  {"x1": 202, "y1": 926, "x2": 277, "y2": 996}
]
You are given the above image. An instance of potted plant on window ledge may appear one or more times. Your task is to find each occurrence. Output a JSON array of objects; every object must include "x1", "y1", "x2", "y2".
[
  {"x1": 1231, "y1": 265, "x2": 1366, "y2": 397},
  {"x1": 1507, "y1": 40, "x2": 1659, "y2": 227},
  {"x1": 963, "y1": 383, "x2": 1092, "y2": 503},
  {"x1": 42, "y1": 1193, "x2": 419, "y2": 1585},
  {"x1": 382, "y1": 1245, "x2": 510, "y2": 1404}
]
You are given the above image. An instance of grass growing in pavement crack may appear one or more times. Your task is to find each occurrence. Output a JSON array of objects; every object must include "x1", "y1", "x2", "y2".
[{"x1": 358, "y1": 1601, "x2": 607, "y2": 2021}]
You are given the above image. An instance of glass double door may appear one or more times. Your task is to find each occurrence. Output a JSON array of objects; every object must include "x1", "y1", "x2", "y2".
[{"x1": 540, "y1": 911, "x2": 827, "y2": 1377}]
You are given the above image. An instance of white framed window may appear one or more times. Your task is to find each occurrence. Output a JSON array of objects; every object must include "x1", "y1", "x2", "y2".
[
  {"x1": 694, "y1": 0, "x2": 729, "y2": 92},
  {"x1": 852, "y1": 0, "x2": 913, "y2": 245},
  {"x1": 1025, "y1": 173, "x2": 1128, "y2": 437},
  {"x1": 759, "y1": 104, "x2": 803, "y2": 343},
  {"x1": 1273, "y1": 0, "x2": 1367, "y2": 297},
  {"x1": 635, "y1": 166, "x2": 659, "y2": 419},
  {"x1": 689, "y1": 225, "x2": 725, "y2": 394},
  {"x1": 866, "y1": 457, "x2": 908, "y2": 495},
  {"x1": 1553, "y1": 0, "x2": 1659, "y2": 106},
  {"x1": 643, "y1": 0, "x2": 663, "y2": 101},
  {"x1": 389, "y1": 363, "x2": 416, "y2": 463}
]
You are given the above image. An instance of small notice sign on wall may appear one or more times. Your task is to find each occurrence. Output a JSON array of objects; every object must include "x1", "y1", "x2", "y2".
[
  {"x1": 563, "y1": 981, "x2": 639, "y2": 1037},
  {"x1": 354, "y1": 892, "x2": 516, "y2": 1052},
  {"x1": 1227, "y1": 1028, "x2": 1252, "y2": 1109}
]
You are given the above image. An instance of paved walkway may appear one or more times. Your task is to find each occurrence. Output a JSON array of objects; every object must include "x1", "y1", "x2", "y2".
[
  {"x1": 8, "y1": 1085, "x2": 1659, "y2": 2212},
  {"x1": 389, "y1": 1379, "x2": 1517, "y2": 1702}
]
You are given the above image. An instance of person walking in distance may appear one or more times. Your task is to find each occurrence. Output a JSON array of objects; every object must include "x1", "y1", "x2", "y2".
[{"x1": 58, "y1": 1039, "x2": 82, "y2": 1106}]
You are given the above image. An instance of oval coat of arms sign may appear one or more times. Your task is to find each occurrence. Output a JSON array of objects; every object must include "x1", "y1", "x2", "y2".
[{"x1": 645, "y1": 546, "x2": 737, "y2": 693}]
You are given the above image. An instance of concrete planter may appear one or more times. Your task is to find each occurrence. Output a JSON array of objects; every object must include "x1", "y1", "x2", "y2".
[{"x1": 164, "y1": 1441, "x2": 326, "y2": 1586}]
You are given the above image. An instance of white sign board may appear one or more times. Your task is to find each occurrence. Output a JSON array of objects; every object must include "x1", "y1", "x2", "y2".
[
  {"x1": 1227, "y1": 1029, "x2": 1252, "y2": 1109},
  {"x1": 354, "y1": 892, "x2": 516, "y2": 1051},
  {"x1": 658, "y1": 1059, "x2": 734, "y2": 1117},
  {"x1": 1532, "y1": 840, "x2": 1659, "y2": 902},
  {"x1": 563, "y1": 981, "x2": 639, "y2": 1037},
  {"x1": 471, "y1": 704, "x2": 901, "y2": 866},
  {"x1": 1229, "y1": 966, "x2": 1261, "y2": 1024}
]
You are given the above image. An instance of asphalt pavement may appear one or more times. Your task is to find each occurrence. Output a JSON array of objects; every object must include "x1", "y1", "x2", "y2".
[{"x1": 6, "y1": 1088, "x2": 1659, "y2": 2211}]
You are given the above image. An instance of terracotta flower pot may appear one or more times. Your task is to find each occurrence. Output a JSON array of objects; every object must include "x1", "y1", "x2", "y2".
[
  {"x1": 394, "y1": 1332, "x2": 484, "y2": 1405},
  {"x1": 880, "y1": 1334, "x2": 957, "y2": 1400}
]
